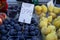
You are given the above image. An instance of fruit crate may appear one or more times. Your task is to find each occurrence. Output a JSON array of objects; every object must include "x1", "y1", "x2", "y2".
[{"x1": 0, "y1": 3, "x2": 43, "y2": 40}]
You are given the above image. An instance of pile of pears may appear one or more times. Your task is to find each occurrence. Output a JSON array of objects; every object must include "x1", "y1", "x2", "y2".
[{"x1": 35, "y1": 4, "x2": 60, "y2": 40}]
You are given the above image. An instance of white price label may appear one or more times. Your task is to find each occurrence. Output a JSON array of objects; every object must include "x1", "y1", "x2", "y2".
[
  {"x1": 18, "y1": 2, "x2": 34, "y2": 24},
  {"x1": 47, "y1": 0, "x2": 54, "y2": 7}
]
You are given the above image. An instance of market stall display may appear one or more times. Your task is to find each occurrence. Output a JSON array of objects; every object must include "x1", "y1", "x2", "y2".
[{"x1": 0, "y1": 0, "x2": 60, "y2": 40}]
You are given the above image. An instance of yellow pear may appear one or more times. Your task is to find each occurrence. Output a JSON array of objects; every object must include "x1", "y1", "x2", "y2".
[
  {"x1": 41, "y1": 4, "x2": 47, "y2": 13},
  {"x1": 40, "y1": 13, "x2": 46, "y2": 18},
  {"x1": 35, "y1": 11, "x2": 41, "y2": 15},
  {"x1": 41, "y1": 25, "x2": 56, "y2": 35},
  {"x1": 48, "y1": 25, "x2": 56, "y2": 32},
  {"x1": 39, "y1": 21, "x2": 48, "y2": 28},
  {"x1": 48, "y1": 16, "x2": 52, "y2": 23},
  {"x1": 41, "y1": 27, "x2": 51, "y2": 35},
  {"x1": 35, "y1": 5, "x2": 42, "y2": 15},
  {"x1": 49, "y1": 12, "x2": 57, "y2": 19},
  {"x1": 53, "y1": 7, "x2": 60, "y2": 14},
  {"x1": 48, "y1": 5, "x2": 54, "y2": 12},
  {"x1": 43, "y1": 17, "x2": 48, "y2": 22},
  {"x1": 40, "y1": 17, "x2": 45, "y2": 21},
  {"x1": 46, "y1": 31, "x2": 58, "y2": 40},
  {"x1": 53, "y1": 16, "x2": 60, "y2": 28},
  {"x1": 39, "y1": 17, "x2": 48, "y2": 22},
  {"x1": 39, "y1": 17, "x2": 48, "y2": 28}
]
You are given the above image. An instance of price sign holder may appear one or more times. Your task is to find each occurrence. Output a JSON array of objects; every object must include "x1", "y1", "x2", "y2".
[{"x1": 18, "y1": 2, "x2": 34, "y2": 31}]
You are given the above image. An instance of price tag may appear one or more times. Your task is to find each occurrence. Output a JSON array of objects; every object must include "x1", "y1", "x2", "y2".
[
  {"x1": 47, "y1": 0, "x2": 54, "y2": 7},
  {"x1": 18, "y1": 2, "x2": 34, "y2": 24}
]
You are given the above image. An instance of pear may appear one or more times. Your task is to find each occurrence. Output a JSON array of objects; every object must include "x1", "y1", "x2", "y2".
[
  {"x1": 41, "y1": 4, "x2": 47, "y2": 13},
  {"x1": 46, "y1": 31, "x2": 58, "y2": 40},
  {"x1": 53, "y1": 7, "x2": 60, "y2": 14},
  {"x1": 35, "y1": 5, "x2": 42, "y2": 15},
  {"x1": 39, "y1": 21, "x2": 48, "y2": 28},
  {"x1": 49, "y1": 12, "x2": 57, "y2": 19},
  {"x1": 48, "y1": 5, "x2": 54, "y2": 12},
  {"x1": 48, "y1": 25, "x2": 56, "y2": 32},
  {"x1": 39, "y1": 17, "x2": 48, "y2": 28},
  {"x1": 40, "y1": 13, "x2": 46, "y2": 18},
  {"x1": 48, "y1": 16, "x2": 52, "y2": 23},
  {"x1": 41, "y1": 25, "x2": 56, "y2": 35},
  {"x1": 53, "y1": 16, "x2": 60, "y2": 28},
  {"x1": 41, "y1": 27, "x2": 51, "y2": 35}
]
